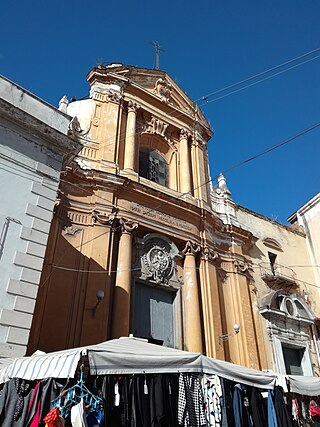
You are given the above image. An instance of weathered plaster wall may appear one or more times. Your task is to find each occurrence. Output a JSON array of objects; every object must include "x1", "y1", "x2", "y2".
[{"x1": 237, "y1": 206, "x2": 319, "y2": 372}]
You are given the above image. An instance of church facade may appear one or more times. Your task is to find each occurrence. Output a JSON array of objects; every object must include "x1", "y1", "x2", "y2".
[{"x1": 26, "y1": 64, "x2": 320, "y2": 375}]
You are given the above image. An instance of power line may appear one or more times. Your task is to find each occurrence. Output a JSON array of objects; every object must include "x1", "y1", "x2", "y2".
[
  {"x1": 198, "y1": 53, "x2": 320, "y2": 106},
  {"x1": 218, "y1": 120, "x2": 320, "y2": 176},
  {"x1": 71, "y1": 47, "x2": 320, "y2": 149},
  {"x1": 61, "y1": 118, "x2": 320, "y2": 230},
  {"x1": 36, "y1": 117, "x2": 320, "y2": 295},
  {"x1": 50, "y1": 263, "x2": 320, "y2": 293},
  {"x1": 196, "y1": 46, "x2": 320, "y2": 103}
]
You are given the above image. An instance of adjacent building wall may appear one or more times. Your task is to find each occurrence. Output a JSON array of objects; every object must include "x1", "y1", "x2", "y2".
[
  {"x1": 0, "y1": 76, "x2": 81, "y2": 358},
  {"x1": 237, "y1": 206, "x2": 320, "y2": 374}
]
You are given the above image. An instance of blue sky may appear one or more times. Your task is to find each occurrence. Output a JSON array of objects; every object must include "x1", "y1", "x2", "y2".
[{"x1": 1, "y1": 0, "x2": 320, "y2": 222}]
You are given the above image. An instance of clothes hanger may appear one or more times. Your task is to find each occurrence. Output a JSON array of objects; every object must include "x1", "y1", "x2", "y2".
[{"x1": 51, "y1": 365, "x2": 103, "y2": 418}]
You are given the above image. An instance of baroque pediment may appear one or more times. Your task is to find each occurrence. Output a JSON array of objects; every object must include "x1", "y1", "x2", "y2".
[{"x1": 87, "y1": 64, "x2": 211, "y2": 133}]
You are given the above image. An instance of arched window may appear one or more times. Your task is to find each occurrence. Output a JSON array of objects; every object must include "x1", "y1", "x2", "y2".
[{"x1": 139, "y1": 148, "x2": 168, "y2": 187}]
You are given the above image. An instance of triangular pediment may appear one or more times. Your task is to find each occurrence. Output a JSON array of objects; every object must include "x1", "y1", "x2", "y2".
[{"x1": 88, "y1": 64, "x2": 211, "y2": 132}]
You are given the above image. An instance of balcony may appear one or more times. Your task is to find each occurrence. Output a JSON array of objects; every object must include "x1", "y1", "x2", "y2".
[{"x1": 260, "y1": 262, "x2": 297, "y2": 288}]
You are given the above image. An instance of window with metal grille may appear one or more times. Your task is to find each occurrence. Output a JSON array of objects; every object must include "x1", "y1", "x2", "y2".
[{"x1": 139, "y1": 148, "x2": 168, "y2": 187}]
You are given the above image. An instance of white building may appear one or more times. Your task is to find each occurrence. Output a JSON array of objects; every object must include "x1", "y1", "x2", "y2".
[{"x1": 0, "y1": 76, "x2": 81, "y2": 359}]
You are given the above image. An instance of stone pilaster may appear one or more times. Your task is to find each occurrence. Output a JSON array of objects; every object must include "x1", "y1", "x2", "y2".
[
  {"x1": 199, "y1": 246, "x2": 224, "y2": 359},
  {"x1": 191, "y1": 130, "x2": 208, "y2": 202},
  {"x1": 182, "y1": 241, "x2": 202, "y2": 352},
  {"x1": 111, "y1": 218, "x2": 138, "y2": 338}
]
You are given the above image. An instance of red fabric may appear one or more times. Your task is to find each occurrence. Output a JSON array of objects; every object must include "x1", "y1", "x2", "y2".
[
  {"x1": 43, "y1": 407, "x2": 61, "y2": 426},
  {"x1": 30, "y1": 400, "x2": 40, "y2": 427},
  {"x1": 28, "y1": 381, "x2": 41, "y2": 427},
  {"x1": 309, "y1": 400, "x2": 320, "y2": 417}
]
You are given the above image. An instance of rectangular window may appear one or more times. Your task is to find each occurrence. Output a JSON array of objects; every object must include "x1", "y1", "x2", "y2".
[{"x1": 282, "y1": 345, "x2": 304, "y2": 375}]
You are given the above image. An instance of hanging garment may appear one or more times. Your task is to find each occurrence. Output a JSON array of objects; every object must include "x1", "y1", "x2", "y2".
[
  {"x1": 309, "y1": 400, "x2": 320, "y2": 418},
  {"x1": 103, "y1": 375, "x2": 131, "y2": 426},
  {"x1": 43, "y1": 407, "x2": 65, "y2": 427},
  {"x1": 291, "y1": 399, "x2": 300, "y2": 425},
  {"x1": 71, "y1": 399, "x2": 89, "y2": 427},
  {"x1": 0, "y1": 378, "x2": 35, "y2": 427},
  {"x1": 27, "y1": 381, "x2": 41, "y2": 427},
  {"x1": 87, "y1": 409, "x2": 104, "y2": 426},
  {"x1": 201, "y1": 374, "x2": 222, "y2": 426},
  {"x1": 250, "y1": 387, "x2": 268, "y2": 427},
  {"x1": 268, "y1": 390, "x2": 278, "y2": 427},
  {"x1": 220, "y1": 378, "x2": 235, "y2": 427},
  {"x1": 233, "y1": 384, "x2": 253, "y2": 427},
  {"x1": 178, "y1": 373, "x2": 206, "y2": 427},
  {"x1": 149, "y1": 374, "x2": 179, "y2": 427},
  {"x1": 273, "y1": 386, "x2": 293, "y2": 427},
  {"x1": 25, "y1": 378, "x2": 67, "y2": 427}
]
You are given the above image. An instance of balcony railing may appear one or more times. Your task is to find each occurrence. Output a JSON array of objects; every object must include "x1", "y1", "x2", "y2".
[{"x1": 260, "y1": 262, "x2": 297, "y2": 288}]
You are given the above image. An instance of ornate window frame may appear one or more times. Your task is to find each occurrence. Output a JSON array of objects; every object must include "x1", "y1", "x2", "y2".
[{"x1": 260, "y1": 290, "x2": 315, "y2": 375}]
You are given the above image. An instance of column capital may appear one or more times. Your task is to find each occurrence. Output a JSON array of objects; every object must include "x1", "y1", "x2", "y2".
[
  {"x1": 201, "y1": 245, "x2": 219, "y2": 262},
  {"x1": 233, "y1": 259, "x2": 250, "y2": 275},
  {"x1": 92, "y1": 210, "x2": 116, "y2": 226},
  {"x1": 127, "y1": 100, "x2": 140, "y2": 113},
  {"x1": 119, "y1": 218, "x2": 138, "y2": 234},
  {"x1": 183, "y1": 240, "x2": 200, "y2": 256},
  {"x1": 192, "y1": 129, "x2": 207, "y2": 148},
  {"x1": 180, "y1": 128, "x2": 190, "y2": 141}
]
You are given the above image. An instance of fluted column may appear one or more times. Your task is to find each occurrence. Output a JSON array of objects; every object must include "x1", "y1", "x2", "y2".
[
  {"x1": 124, "y1": 101, "x2": 139, "y2": 171},
  {"x1": 179, "y1": 129, "x2": 192, "y2": 194},
  {"x1": 182, "y1": 241, "x2": 203, "y2": 352},
  {"x1": 111, "y1": 218, "x2": 138, "y2": 338}
]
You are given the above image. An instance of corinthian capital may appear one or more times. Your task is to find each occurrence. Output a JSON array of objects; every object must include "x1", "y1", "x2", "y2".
[
  {"x1": 183, "y1": 240, "x2": 200, "y2": 256},
  {"x1": 127, "y1": 100, "x2": 140, "y2": 113},
  {"x1": 201, "y1": 246, "x2": 219, "y2": 262},
  {"x1": 180, "y1": 128, "x2": 190, "y2": 141},
  {"x1": 119, "y1": 218, "x2": 138, "y2": 234},
  {"x1": 233, "y1": 259, "x2": 249, "y2": 274}
]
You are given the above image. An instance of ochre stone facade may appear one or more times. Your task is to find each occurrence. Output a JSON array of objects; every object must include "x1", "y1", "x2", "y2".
[{"x1": 28, "y1": 64, "x2": 320, "y2": 375}]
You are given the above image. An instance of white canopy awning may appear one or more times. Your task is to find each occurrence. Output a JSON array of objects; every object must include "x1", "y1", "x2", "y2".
[{"x1": 1, "y1": 337, "x2": 320, "y2": 395}]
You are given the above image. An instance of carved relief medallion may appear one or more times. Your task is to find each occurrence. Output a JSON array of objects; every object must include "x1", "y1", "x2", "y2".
[
  {"x1": 137, "y1": 234, "x2": 181, "y2": 286},
  {"x1": 142, "y1": 239, "x2": 173, "y2": 284}
]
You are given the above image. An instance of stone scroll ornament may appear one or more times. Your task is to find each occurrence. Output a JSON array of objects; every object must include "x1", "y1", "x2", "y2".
[
  {"x1": 182, "y1": 240, "x2": 201, "y2": 256},
  {"x1": 119, "y1": 218, "x2": 138, "y2": 233},
  {"x1": 142, "y1": 238, "x2": 174, "y2": 284}
]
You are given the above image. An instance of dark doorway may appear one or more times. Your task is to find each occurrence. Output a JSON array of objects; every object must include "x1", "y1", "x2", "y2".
[{"x1": 133, "y1": 282, "x2": 175, "y2": 347}]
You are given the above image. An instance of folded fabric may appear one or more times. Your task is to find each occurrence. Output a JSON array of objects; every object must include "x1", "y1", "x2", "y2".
[
  {"x1": 309, "y1": 400, "x2": 320, "y2": 417},
  {"x1": 43, "y1": 407, "x2": 65, "y2": 427},
  {"x1": 71, "y1": 399, "x2": 88, "y2": 427}
]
